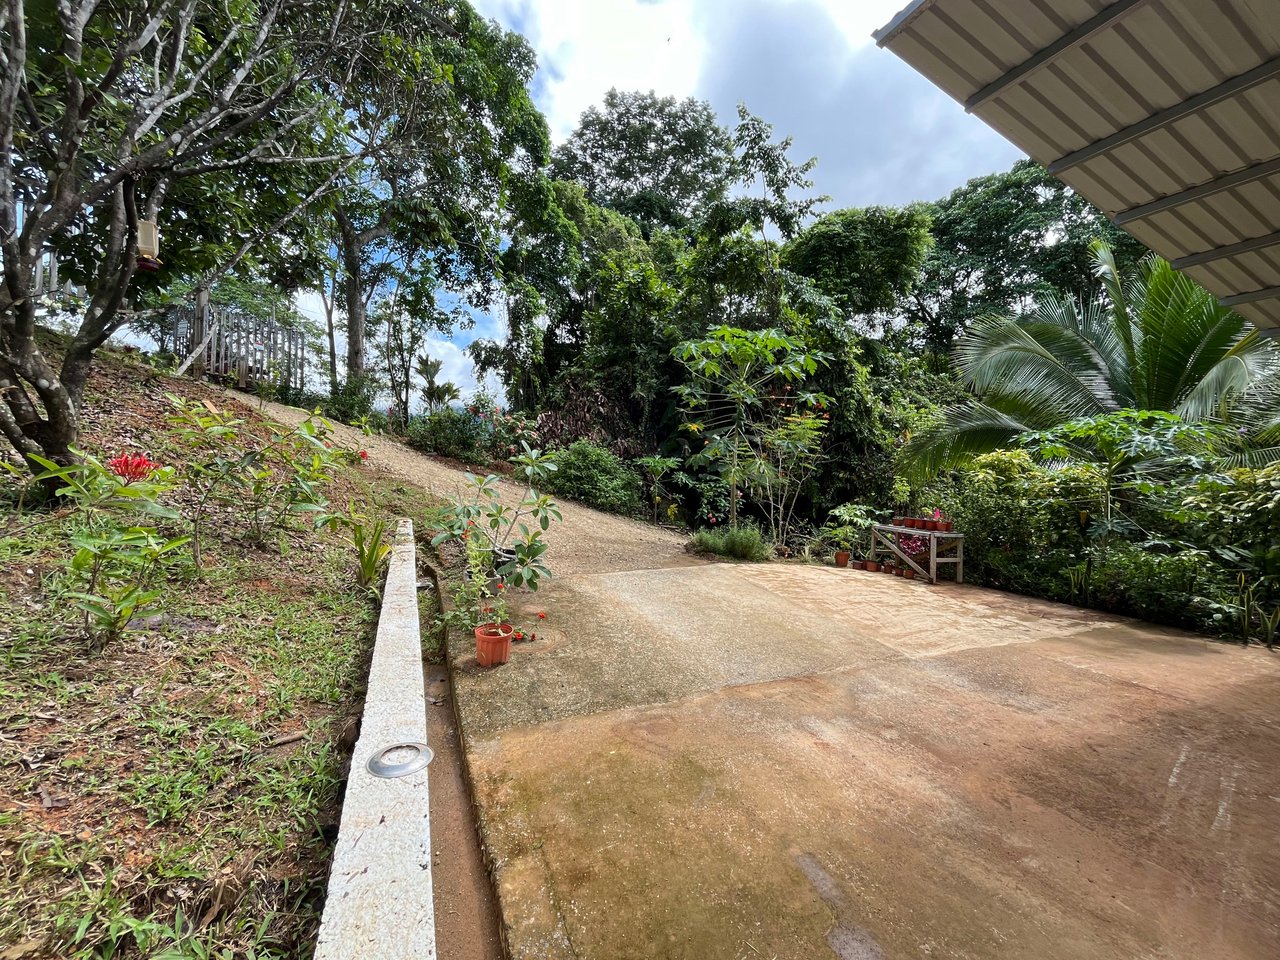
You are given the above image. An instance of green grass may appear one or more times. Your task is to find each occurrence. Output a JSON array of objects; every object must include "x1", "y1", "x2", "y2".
[
  {"x1": 0, "y1": 382, "x2": 443, "y2": 959},
  {"x1": 688, "y1": 524, "x2": 773, "y2": 562}
]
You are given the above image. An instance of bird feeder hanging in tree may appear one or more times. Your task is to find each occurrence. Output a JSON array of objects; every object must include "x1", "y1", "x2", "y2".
[{"x1": 136, "y1": 220, "x2": 162, "y2": 272}]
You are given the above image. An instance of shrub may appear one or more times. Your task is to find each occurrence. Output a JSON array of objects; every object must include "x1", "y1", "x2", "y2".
[
  {"x1": 689, "y1": 524, "x2": 773, "y2": 562},
  {"x1": 544, "y1": 441, "x2": 642, "y2": 516},
  {"x1": 405, "y1": 409, "x2": 487, "y2": 463}
]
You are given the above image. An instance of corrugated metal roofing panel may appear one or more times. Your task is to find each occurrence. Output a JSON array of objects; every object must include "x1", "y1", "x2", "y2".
[{"x1": 878, "y1": 0, "x2": 1280, "y2": 330}]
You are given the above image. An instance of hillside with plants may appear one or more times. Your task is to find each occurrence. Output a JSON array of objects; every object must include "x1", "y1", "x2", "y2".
[{"x1": 0, "y1": 340, "x2": 440, "y2": 957}]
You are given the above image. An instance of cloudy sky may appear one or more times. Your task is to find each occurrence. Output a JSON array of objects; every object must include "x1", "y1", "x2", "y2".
[
  {"x1": 298, "y1": 0, "x2": 1027, "y2": 400},
  {"x1": 473, "y1": 0, "x2": 1025, "y2": 208}
]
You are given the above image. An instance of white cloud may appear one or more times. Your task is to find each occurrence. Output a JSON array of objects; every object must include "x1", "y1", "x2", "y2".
[{"x1": 475, "y1": 0, "x2": 705, "y2": 141}]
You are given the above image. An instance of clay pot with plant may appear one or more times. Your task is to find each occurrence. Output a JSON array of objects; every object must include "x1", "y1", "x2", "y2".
[
  {"x1": 432, "y1": 445, "x2": 563, "y2": 668},
  {"x1": 822, "y1": 525, "x2": 858, "y2": 569}
]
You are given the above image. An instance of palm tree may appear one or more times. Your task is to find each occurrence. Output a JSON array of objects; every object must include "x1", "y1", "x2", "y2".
[
  {"x1": 903, "y1": 242, "x2": 1280, "y2": 478},
  {"x1": 415, "y1": 353, "x2": 461, "y2": 414}
]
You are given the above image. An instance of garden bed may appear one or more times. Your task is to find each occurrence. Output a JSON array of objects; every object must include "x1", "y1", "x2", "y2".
[{"x1": 0, "y1": 351, "x2": 439, "y2": 959}]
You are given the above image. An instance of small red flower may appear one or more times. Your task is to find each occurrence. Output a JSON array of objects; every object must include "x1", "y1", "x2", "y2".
[
  {"x1": 515, "y1": 631, "x2": 524, "y2": 640},
  {"x1": 537, "y1": 612, "x2": 546, "y2": 620},
  {"x1": 359, "y1": 450, "x2": 369, "y2": 461},
  {"x1": 496, "y1": 582, "x2": 505, "y2": 590},
  {"x1": 107, "y1": 452, "x2": 158, "y2": 484}
]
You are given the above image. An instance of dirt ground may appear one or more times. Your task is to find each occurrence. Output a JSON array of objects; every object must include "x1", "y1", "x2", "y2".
[
  {"x1": 262, "y1": 402, "x2": 1280, "y2": 960},
  {"x1": 258, "y1": 399, "x2": 693, "y2": 577}
]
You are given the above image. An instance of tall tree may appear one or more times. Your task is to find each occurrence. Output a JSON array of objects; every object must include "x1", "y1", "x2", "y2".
[
  {"x1": 903, "y1": 243, "x2": 1280, "y2": 479},
  {"x1": 900, "y1": 159, "x2": 1146, "y2": 355},
  {"x1": 329, "y1": 2, "x2": 549, "y2": 382},
  {"x1": 782, "y1": 205, "x2": 933, "y2": 319},
  {"x1": 551, "y1": 89, "x2": 734, "y2": 235},
  {"x1": 2, "y1": 0, "x2": 383, "y2": 471}
]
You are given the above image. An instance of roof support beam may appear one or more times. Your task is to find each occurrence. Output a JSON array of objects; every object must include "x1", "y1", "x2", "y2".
[
  {"x1": 1173, "y1": 231, "x2": 1280, "y2": 270},
  {"x1": 1220, "y1": 285, "x2": 1280, "y2": 308},
  {"x1": 1114, "y1": 156, "x2": 1280, "y2": 225},
  {"x1": 965, "y1": 0, "x2": 1152, "y2": 113},
  {"x1": 1050, "y1": 55, "x2": 1280, "y2": 174}
]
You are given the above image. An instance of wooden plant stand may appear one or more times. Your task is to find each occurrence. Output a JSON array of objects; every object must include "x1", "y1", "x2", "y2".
[{"x1": 868, "y1": 524, "x2": 964, "y2": 584}]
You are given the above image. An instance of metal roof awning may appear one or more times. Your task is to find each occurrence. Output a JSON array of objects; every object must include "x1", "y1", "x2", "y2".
[{"x1": 875, "y1": 0, "x2": 1280, "y2": 331}]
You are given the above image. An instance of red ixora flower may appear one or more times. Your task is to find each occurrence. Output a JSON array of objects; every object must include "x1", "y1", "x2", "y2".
[
  {"x1": 495, "y1": 582, "x2": 505, "y2": 590},
  {"x1": 537, "y1": 612, "x2": 547, "y2": 620},
  {"x1": 107, "y1": 452, "x2": 158, "y2": 484},
  {"x1": 359, "y1": 450, "x2": 369, "y2": 461},
  {"x1": 514, "y1": 631, "x2": 524, "y2": 640}
]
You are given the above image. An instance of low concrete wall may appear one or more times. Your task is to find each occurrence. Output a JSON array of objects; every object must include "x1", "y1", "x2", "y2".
[{"x1": 316, "y1": 519, "x2": 436, "y2": 960}]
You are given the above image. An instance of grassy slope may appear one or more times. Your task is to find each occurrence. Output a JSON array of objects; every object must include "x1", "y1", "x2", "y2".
[{"x1": 0, "y1": 349, "x2": 439, "y2": 959}]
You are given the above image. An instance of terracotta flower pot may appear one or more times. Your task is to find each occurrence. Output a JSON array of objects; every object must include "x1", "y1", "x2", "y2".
[
  {"x1": 864, "y1": 561, "x2": 880, "y2": 572},
  {"x1": 925, "y1": 520, "x2": 939, "y2": 531},
  {"x1": 939, "y1": 521, "x2": 953, "y2": 532},
  {"x1": 908, "y1": 518, "x2": 922, "y2": 528},
  {"x1": 834, "y1": 550, "x2": 851, "y2": 568},
  {"x1": 893, "y1": 517, "x2": 905, "y2": 527},
  {"x1": 894, "y1": 567, "x2": 904, "y2": 577},
  {"x1": 850, "y1": 559, "x2": 865, "y2": 570},
  {"x1": 903, "y1": 568, "x2": 916, "y2": 579},
  {"x1": 475, "y1": 622, "x2": 513, "y2": 667}
]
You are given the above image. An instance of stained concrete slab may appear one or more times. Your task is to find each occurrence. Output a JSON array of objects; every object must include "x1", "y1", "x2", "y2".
[{"x1": 451, "y1": 564, "x2": 1280, "y2": 960}]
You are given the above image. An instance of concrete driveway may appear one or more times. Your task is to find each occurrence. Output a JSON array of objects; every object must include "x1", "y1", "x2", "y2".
[{"x1": 450, "y1": 563, "x2": 1280, "y2": 960}]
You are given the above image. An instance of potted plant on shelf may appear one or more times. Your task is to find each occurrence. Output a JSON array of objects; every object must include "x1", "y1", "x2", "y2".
[{"x1": 930, "y1": 507, "x2": 953, "y2": 532}]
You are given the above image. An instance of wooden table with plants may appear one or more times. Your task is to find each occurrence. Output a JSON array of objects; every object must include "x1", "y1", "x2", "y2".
[{"x1": 867, "y1": 513, "x2": 964, "y2": 584}]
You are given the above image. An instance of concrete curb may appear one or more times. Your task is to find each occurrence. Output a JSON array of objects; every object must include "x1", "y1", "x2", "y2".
[{"x1": 316, "y1": 519, "x2": 435, "y2": 960}]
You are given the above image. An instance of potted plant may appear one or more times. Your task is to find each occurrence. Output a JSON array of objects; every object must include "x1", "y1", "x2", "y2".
[
  {"x1": 433, "y1": 445, "x2": 564, "y2": 668},
  {"x1": 431, "y1": 444, "x2": 561, "y2": 592},
  {"x1": 820, "y1": 525, "x2": 857, "y2": 568},
  {"x1": 930, "y1": 507, "x2": 953, "y2": 532},
  {"x1": 451, "y1": 533, "x2": 513, "y2": 667},
  {"x1": 825, "y1": 503, "x2": 880, "y2": 573}
]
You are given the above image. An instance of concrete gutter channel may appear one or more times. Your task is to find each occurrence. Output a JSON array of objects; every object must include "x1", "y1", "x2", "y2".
[{"x1": 316, "y1": 519, "x2": 437, "y2": 959}]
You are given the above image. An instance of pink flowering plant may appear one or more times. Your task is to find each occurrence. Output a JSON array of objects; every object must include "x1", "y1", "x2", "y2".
[{"x1": 469, "y1": 393, "x2": 541, "y2": 460}]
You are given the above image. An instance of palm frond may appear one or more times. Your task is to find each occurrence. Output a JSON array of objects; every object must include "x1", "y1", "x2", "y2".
[{"x1": 899, "y1": 401, "x2": 1032, "y2": 482}]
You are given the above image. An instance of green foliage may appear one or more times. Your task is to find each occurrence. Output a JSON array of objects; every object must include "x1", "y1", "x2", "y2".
[
  {"x1": 689, "y1": 524, "x2": 773, "y2": 562},
  {"x1": 824, "y1": 503, "x2": 881, "y2": 557},
  {"x1": 167, "y1": 397, "x2": 338, "y2": 567},
  {"x1": 923, "y1": 448, "x2": 1245, "y2": 634},
  {"x1": 673, "y1": 326, "x2": 828, "y2": 525},
  {"x1": 783, "y1": 205, "x2": 933, "y2": 316},
  {"x1": 447, "y1": 531, "x2": 509, "y2": 630},
  {"x1": 544, "y1": 441, "x2": 643, "y2": 516},
  {"x1": 317, "y1": 504, "x2": 394, "y2": 598},
  {"x1": 430, "y1": 447, "x2": 562, "y2": 593},
  {"x1": 31, "y1": 452, "x2": 188, "y2": 645},
  {"x1": 898, "y1": 158, "x2": 1147, "y2": 354},
  {"x1": 405, "y1": 409, "x2": 488, "y2": 463},
  {"x1": 1180, "y1": 461, "x2": 1280, "y2": 610},
  {"x1": 551, "y1": 89, "x2": 734, "y2": 234},
  {"x1": 636, "y1": 455, "x2": 682, "y2": 522},
  {"x1": 904, "y1": 243, "x2": 1280, "y2": 480}
]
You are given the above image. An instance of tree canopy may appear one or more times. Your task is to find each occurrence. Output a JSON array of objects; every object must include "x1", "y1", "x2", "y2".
[{"x1": 551, "y1": 89, "x2": 735, "y2": 235}]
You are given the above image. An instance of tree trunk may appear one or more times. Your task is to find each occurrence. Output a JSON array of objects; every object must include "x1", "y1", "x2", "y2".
[
  {"x1": 319, "y1": 271, "x2": 339, "y2": 394},
  {"x1": 336, "y1": 209, "x2": 366, "y2": 384}
]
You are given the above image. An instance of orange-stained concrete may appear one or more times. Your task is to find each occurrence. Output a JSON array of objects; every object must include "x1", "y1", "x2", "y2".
[{"x1": 449, "y1": 563, "x2": 1280, "y2": 960}]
